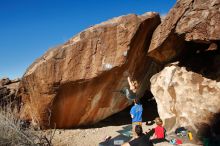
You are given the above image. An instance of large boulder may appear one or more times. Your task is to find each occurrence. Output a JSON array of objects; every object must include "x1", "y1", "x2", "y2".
[
  {"x1": 150, "y1": 64, "x2": 220, "y2": 132},
  {"x1": 176, "y1": 0, "x2": 220, "y2": 41},
  {"x1": 18, "y1": 12, "x2": 161, "y2": 128},
  {"x1": 148, "y1": 0, "x2": 220, "y2": 137},
  {"x1": 148, "y1": 0, "x2": 220, "y2": 62}
]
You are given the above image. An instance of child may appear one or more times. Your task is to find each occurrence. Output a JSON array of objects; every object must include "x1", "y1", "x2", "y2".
[
  {"x1": 147, "y1": 117, "x2": 167, "y2": 144},
  {"x1": 154, "y1": 117, "x2": 165, "y2": 139}
]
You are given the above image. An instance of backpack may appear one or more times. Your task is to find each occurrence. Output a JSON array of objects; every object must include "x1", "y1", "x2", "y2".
[{"x1": 175, "y1": 127, "x2": 187, "y2": 134}]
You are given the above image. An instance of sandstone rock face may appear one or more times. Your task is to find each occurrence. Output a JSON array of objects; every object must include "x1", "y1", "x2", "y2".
[
  {"x1": 150, "y1": 64, "x2": 220, "y2": 132},
  {"x1": 148, "y1": 0, "x2": 220, "y2": 62},
  {"x1": 147, "y1": 0, "x2": 220, "y2": 136},
  {"x1": 19, "y1": 13, "x2": 161, "y2": 128},
  {"x1": 176, "y1": 0, "x2": 220, "y2": 41}
]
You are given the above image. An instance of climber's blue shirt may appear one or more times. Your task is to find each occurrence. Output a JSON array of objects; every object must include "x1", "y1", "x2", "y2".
[{"x1": 130, "y1": 104, "x2": 143, "y2": 122}]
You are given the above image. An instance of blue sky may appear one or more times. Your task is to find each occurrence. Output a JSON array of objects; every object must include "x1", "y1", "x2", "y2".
[{"x1": 0, "y1": 0, "x2": 176, "y2": 79}]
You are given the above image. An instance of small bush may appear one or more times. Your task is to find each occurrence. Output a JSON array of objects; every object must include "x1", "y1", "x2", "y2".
[{"x1": 0, "y1": 104, "x2": 55, "y2": 146}]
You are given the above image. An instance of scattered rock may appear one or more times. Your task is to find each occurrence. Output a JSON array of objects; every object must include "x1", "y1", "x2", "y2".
[
  {"x1": 0, "y1": 78, "x2": 11, "y2": 87},
  {"x1": 0, "y1": 78, "x2": 20, "y2": 107}
]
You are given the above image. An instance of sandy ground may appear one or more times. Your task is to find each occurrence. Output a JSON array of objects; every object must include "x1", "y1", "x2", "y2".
[
  {"x1": 51, "y1": 100, "x2": 202, "y2": 146},
  {"x1": 52, "y1": 122, "x2": 201, "y2": 146}
]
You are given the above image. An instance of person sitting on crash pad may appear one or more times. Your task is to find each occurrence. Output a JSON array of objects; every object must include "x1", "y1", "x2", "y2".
[
  {"x1": 122, "y1": 125, "x2": 153, "y2": 146},
  {"x1": 147, "y1": 117, "x2": 168, "y2": 144}
]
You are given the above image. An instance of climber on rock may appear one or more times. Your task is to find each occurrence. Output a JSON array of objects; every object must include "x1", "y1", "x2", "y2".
[{"x1": 112, "y1": 76, "x2": 139, "y2": 100}]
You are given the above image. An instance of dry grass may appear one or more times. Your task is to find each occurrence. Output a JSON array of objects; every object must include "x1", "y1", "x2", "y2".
[{"x1": 0, "y1": 103, "x2": 55, "y2": 146}]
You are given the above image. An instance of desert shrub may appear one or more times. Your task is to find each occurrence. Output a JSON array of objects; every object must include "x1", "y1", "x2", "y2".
[{"x1": 0, "y1": 103, "x2": 55, "y2": 146}]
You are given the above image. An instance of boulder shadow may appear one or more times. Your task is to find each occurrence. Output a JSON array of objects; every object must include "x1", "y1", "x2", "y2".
[
  {"x1": 99, "y1": 125, "x2": 132, "y2": 146},
  {"x1": 178, "y1": 41, "x2": 220, "y2": 81},
  {"x1": 86, "y1": 91, "x2": 159, "y2": 128},
  {"x1": 197, "y1": 112, "x2": 220, "y2": 146}
]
